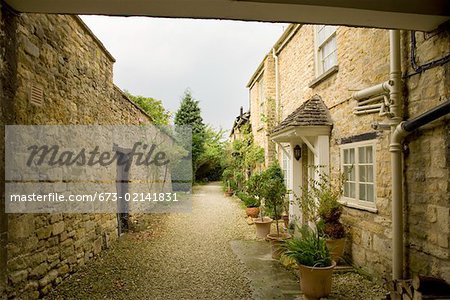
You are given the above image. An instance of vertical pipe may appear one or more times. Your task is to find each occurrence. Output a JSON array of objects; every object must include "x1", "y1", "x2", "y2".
[
  {"x1": 389, "y1": 30, "x2": 402, "y2": 123},
  {"x1": 389, "y1": 29, "x2": 403, "y2": 280},
  {"x1": 272, "y1": 48, "x2": 279, "y2": 123}
]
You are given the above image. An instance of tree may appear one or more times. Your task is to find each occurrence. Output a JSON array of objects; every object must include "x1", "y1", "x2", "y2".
[
  {"x1": 221, "y1": 123, "x2": 264, "y2": 191},
  {"x1": 174, "y1": 89, "x2": 206, "y2": 180},
  {"x1": 125, "y1": 91, "x2": 171, "y2": 125},
  {"x1": 196, "y1": 126, "x2": 227, "y2": 181}
]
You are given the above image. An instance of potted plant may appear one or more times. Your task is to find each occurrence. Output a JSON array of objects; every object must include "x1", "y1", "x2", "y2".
[
  {"x1": 237, "y1": 191, "x2": 260, "y2": 218},
  {"x1": 248, "y1": 172, "x2": 273, "y2": 239},
  {"x1": 283, "y1": 225, "x2": 336, "y2": 300},
  {"x1": 317, "y1": 192, "x2": 346, "y2": 263},
  {"x1": 261, "y1": 164, "x2": 291, "y2": 259},
  {"x1": 298, "y1": 171, "x2": 347, "y2": 263},
  {"x1": 222, "y1": 168, "x2": 235, "y2": 196}
]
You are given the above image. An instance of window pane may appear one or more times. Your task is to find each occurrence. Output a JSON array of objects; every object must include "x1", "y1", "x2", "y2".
[
  {"x1": 349, "y1": 148, "x2": 355, "y2": 163},
  {"x1": 317, "y1": 25, "x2": 337, "y2": 45},
  {"x1": 367, "y1": 184, "x2": 374, "y2": 202},
  {"x1": 359, "y1": 183, "x2": 366, "y2": 200},
  {"x1": 343, "y1": 149, "x2": 348, "y2": 163},
  {"x1": 344, "y1": 182, "x2": 350, "y2": 197},
  {"x1": 344, "y1": 166, "x2": 355, "y2": 181},
  {"x1": 344, "y1": 182, "x2": 356, "y2": 198},
  {"x1": 366, "y1": 146, "x2": 373, "y2": 163},
  {"x1": 359, "y1": 147, "x2": 366, "y2": 163},
  {"x1": 349, "y1": 183, "x2": 355, "y2": 198},
  {"x1": 359, "y1": 165, "x2": 366, "y2": 182},
  {"x1": 367, "y1": 165, "x2": 374, "y2": 182}
]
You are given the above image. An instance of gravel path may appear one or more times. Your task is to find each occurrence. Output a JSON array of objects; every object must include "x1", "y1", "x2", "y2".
[
  {"x1": 45, "y1": 182, "x2": 386, "y2": 300},
  {"x1": 46, "y1": 182, "x2": 254, "y2": 300}
]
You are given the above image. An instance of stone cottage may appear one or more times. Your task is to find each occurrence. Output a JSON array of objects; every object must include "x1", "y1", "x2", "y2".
[
  {"x1": 0, "y1": 5, "x2": 167, "y2": 298},
  {"x1": 247, "y1": 24, "x2": 450, "y2": 281}
]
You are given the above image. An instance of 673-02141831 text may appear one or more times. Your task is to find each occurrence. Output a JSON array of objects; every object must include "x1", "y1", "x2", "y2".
[{"x1": 9, "y1": 192, "x2": 179, "y2": 202}]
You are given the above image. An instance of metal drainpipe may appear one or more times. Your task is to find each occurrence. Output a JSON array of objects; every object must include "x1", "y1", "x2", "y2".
[
  {"x1": 272, "y1": 48, "x2": 279, "y2": 123},
  {"x1": 388, "y1": 29, "x2": 404, "y2": 280},
  {"x1": 272, "y1": 48, "x2": 280, "y2": 160}
]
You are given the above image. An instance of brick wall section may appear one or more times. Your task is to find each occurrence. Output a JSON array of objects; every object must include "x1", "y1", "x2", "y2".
[
  {"x1": 251, "y1": 23, "x2": 450, "y2": 281},
  {"x1": 1, "y1": 9, "x2": 153, "y2": 299}
]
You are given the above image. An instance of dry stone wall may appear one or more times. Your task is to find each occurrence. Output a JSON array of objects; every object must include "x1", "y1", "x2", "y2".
[{"x1": 1, "y1": 7, "x2": 153, "y2": 299}]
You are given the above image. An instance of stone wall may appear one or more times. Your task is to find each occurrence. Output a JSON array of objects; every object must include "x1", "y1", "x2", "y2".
[
  {"x1": 250, "y1": 23, "x2": 450, "y2": 281},
  {"x1": 1, "y1": 8, "x2": 153, "y2": 299},
  {"x1": 402, "y1": 29, "x2": 450, "y2": 281},
  {"x1": 249, "y1": 55, "x2": 277, "y2": 168}
]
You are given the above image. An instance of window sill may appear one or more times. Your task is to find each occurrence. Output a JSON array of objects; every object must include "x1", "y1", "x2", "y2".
[
  {"x1": 308, "y1": 65, "x2": 339, "y2": 88},
  {"x1": 339, "y1": 199, "x2": 378, "y2": 213}
]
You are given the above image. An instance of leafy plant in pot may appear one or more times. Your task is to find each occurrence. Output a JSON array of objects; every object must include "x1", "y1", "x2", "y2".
[
  {"x1": 283, "y1": 225, "x2": 336, "y2": 300},
  {"x1": 261, "y1": 164, "x2": 291, "y2": 259},
  {"x1": 299, "y1": 171, "x2": 347, "y2": 263},
  {"x1": 237, "y1": 191, "x2": 260, "y2": 218},
  {"x1": 248, "y1": 172, "x2": 273, "y2": 239},
  {"x1": 222, "y1": 168, "x2": 235, "y2": 196}
]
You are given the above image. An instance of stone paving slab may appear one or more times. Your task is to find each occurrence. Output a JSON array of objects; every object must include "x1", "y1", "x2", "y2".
[{"x1": 230, "y1": 240, "x2": 302, "y2": 300}]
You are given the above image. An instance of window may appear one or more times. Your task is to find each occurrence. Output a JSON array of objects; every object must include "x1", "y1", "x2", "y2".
[
  {"x1": 315, "y1": 25, "x2": 337, "y2": 75},
  {"x1": 282, "y1": 146, "x2": 291, "y2": 189},
  {"x1": 340, "y1": 141, "x2": 376, "y2": 209}
]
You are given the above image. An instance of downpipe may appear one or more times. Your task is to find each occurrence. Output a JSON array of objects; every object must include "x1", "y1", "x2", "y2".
[{"x1": 388, "y1": 29, "x2": 403, "y2": 281}]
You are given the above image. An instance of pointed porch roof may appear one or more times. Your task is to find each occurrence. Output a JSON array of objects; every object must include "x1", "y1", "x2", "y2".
[{"x1": 271, "y1": 95, "x2": 332, "y2": 135}]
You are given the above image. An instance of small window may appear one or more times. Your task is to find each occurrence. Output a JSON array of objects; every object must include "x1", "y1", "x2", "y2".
[
  {"x1": 340, "y1": 141, "x2": 376, "y2": 209},
  {"x1": 315, "y1": 25, "x2": 337, "y2": 75},
  {"x1": 282, "y1": 146, "x2": 291, "y2": 189}
]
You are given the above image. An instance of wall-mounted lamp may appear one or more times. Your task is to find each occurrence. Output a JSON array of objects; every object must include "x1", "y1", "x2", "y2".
[{"x1": 294, "y1": 145, "x2": 302, "y2": 161}]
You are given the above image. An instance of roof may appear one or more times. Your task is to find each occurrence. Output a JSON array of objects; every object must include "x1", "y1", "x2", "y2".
[
  {"x1": 246, "y1": 24, "x2": 302, "y2": 88},
  {"x1": 272, "y1": 95, "x2": 332, "y2": 133},
  {"x1": 230, "y1": 111, "x2": 251, "y2": 136}
]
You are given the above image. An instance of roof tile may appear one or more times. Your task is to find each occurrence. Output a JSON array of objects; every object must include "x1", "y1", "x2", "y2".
[{"x1": 272, "y1": 95, "x2": 332, "y2": 133}]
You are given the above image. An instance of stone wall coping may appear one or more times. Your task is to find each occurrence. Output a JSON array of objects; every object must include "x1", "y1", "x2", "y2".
[
  {"x1": 72, "y1": 15, "x2": 116, "y2": 63},
  {"x1": 113, "y1": 85, "x2": 153, "y2": 122}
]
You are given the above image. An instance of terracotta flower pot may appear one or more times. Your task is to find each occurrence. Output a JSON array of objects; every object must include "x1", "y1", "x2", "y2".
[
  {"x1": 298, "y1": 260, "x2": 336, "y2": 300},
  {"x1": 325, "y1": 238, "x2": 346, "y2": 263},
  {"x1": 254, "y1": 217, "x2": 272, "y2": 239},
  {"x1": 246, "y1": 207, "x2": 260, "y2": 218},
  {"x1": 282, "y1": 215, "x2": 289, "y2": 228},
  {"x1": 224, "y1": 190, "x2": 233, "y2": 197},
  {"x1": 266, "y1": 233, "x2": 292, "y2": 259}
]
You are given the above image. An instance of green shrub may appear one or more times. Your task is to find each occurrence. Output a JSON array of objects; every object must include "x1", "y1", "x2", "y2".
[
  {"x1": 283, "y1": 225, "x2": 332, "y2": 267},
  {"x1": 236, "y1": 191, "x2": 260, "y2": 208}
]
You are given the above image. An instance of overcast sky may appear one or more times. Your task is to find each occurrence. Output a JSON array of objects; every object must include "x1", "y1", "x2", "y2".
[{"x1": 80, "y1": 16, "x2": 285, "y2": 131}]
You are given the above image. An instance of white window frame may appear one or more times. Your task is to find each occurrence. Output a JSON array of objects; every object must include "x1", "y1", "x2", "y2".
[
  {"x1": 314, "y1": 25, "x2": 338, "y2": 76},
  {"x1": 339, "y1": 140, "x2": 377, "y2": 212}
]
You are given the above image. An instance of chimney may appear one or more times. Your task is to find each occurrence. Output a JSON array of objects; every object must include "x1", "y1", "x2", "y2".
[{"x1": 240, "y1": 106, "x2": 243, "y2": 117}]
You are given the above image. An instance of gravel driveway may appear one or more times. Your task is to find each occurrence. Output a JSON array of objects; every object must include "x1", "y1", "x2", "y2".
[
  {"x1": 45, "y1": 182, "x2": 254, "y2": 300},
  {"x1": 45, "y1": 182, "x2": 386, "y2": 300}
]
